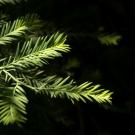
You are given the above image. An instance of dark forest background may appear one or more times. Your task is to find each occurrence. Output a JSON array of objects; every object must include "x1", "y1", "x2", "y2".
[{"x1": 0, "y1": 0, "x2": 135, "y2": 134}]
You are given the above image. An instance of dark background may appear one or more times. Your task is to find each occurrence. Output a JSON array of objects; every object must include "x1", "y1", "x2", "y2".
[{"x1": 1, "y1": 0, "x2": 135, "y2": 134}]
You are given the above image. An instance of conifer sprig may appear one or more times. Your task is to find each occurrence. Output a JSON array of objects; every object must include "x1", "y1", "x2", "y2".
[
  {"x1": 0, "y1": 0, "x2": 26, "y2": 6},
  {"x1": 0, "y1": 0, "x2": 113, "y2": 125},
  {"x1": 21, "y1": 75, "x2": 113, "y2": 104},
  {"x1": 0, "y1": 18, "x2": 28, "y2": 45}
]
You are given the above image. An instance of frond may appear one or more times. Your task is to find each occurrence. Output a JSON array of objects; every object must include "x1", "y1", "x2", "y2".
[
  {"x1": 22, "y1": 75, "x2": 113, "y2": 104},
  {"x1": 0, "y1": 84, "x2": 28, "y2": 125},
  {"x1": 0, "y1": 14, "x2": 42, "y2": 46},
  {"x1": 0, "y1": 0, "x2": 26, "y2": 5},
  {"x1": 98, "y1": 33, "x2": 122, "y2": 46},
  {"x1": 23, "y1": 14, "x2": 43, "y2": 31},
  {"x1": 0, "y1": 18, "x2": 28, "y2": 45},
  {"x1": 0, "y1": 32, "x2": 70, "y2": 70}
]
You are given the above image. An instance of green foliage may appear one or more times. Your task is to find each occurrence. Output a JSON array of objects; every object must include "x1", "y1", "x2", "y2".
[
  {"x1": 98, "y1": 33, "x2": 122, "y2": 46},
  {"x1": 0, "y1": 18, "x2": 28, "y2": 45},
  {"x1": 0, "y1": 14, "x2": 42, "y2": 45},
  {"x1": 0, "y1": 83, "x2": 28, "y2": 125},
  {"x1": 0, "y1": 0, "x2": 26, "y2": 6},
  {"x1": 21, "y1": 75, "x2": 112, "y2": 104},
  {"x1": 0, "y1": 0, "x2": 113, "y2": 125},
  {"x1": 0, "y1": 33, "x2": 70, "y2": 70}
]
